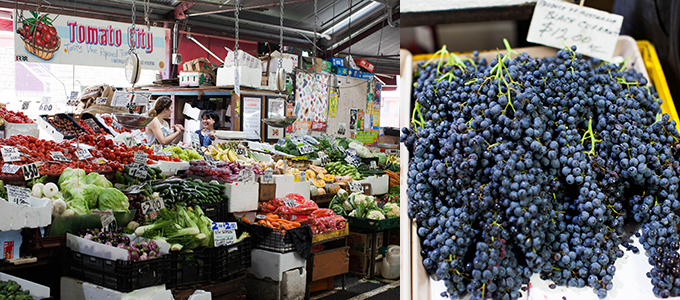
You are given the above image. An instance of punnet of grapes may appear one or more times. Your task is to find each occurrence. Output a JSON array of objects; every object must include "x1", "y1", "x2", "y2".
[{"x1": 401, "y1": 39, "x2": 680, "y2": 299}]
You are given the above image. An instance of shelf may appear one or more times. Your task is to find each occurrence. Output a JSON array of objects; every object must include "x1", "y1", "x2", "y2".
[{"x1": 136, "y1": 85, "x2": 286, "y2": 97}]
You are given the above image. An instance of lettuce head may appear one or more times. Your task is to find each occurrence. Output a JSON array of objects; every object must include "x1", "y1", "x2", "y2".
[
  {"x1": 98, "y1": 188, "x2": 129, "y2": 212},
  {"x1": 58, "y1": 168, "x2": 86, "y2": 187},
  {"x1": 82, "y1": 172, "x2": 112, "y2": 188}
]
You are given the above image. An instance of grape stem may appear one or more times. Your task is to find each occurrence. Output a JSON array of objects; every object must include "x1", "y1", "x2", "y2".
[
  {"x1": 581, "y1": 117, "x2": 602, "y2": 156},
  {"x1": 411, "y1": 102, "x2": 426, "y2": 131},
  {"x1": 424, "y1": 46, "x2": 451, "y2": 75}
]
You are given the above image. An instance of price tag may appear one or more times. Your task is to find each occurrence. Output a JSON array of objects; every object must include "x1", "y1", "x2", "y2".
[
  {"x1": 235, "y1": 146, "x2": 247, "y2": 156},
  {"x1": 319, "y1": 152, "x2": 330, "y2": 166},
  {"x1": 6, "y1": 185, "x2": 31, "y2": 206},
  {"x1": 298, "y1": 144, "x2": 314, "y2": 155},
  {"x1": 70, "y1": 91, "x2": 79, "y2": 100},
  {"x1": 21, "y1": 101, "x2": 29, "y2": 110},
  {"x1": 370, "y1": 160, "x2": 378, "y2": 170},
  {"x1": 83, "y1": 119, "x2": 102, "y2": 133},
  {"x1": 349, "y1": 181, "x2": 363, "y2": 193},
  {"x1": 123, "y1": 136, "x2": 136, "y2": 148},
  {"x1": 283, "y1": 199, "x2": 299, "y2": 207},
  {"x1": 21, "y1": 163, "x2": 40, "y2": 181},
  {"x1": 93, "y1": 157, "x2": 108, "y2": 165},
  {"x1": 277, "y1": 139, "x2": 286, "y2": 146},
  {"x1": 190, "y1": 132, "x2": 200, "y2": 149},
  {"x1": 1, "y1": 147, "x2": 21, "y2": 162},
  {"x1": 111, "y1": 91, "x2": 132, "y2": 107},
  {"x1": 345, "y1": 155, "x2": 361, "y2": 168},
  {"x1": 93, "y1": 210, "x2": 117, "y2": 232},
  {"x1": 96, "y1": 97, "x2": 108, "y2": 105},
  {"x1": 526, "y1": 0, "x2": 623, "y2": 61},
  {"x1": 212, "y1": 222, "x2": 238, "y2": 247},
  {"x1": 304, "y1": 136, "x2": 319, "y2": 145},
  {"x1": 205, "y1": 154, "x2": 217, "y2": 164},
  {"x1": 338, "y1": 146, "x2": 347, "y2": 155},
  {"x1": 329, "y1": 136, "x2": 338, "y2": 150},
  {"x1": 133, "y1": 93, "x2": 151, "y2": 106},
  {"x1": 50, "y1": 151, "x2": 72, "y2": 162},
  {"x1": 111, "y1": 120, "x2": 123, "y2": 131},
  {"x1": 141, "y1": 198, "x2": 165, "y2": 215},
  {"x1": 39, "y1": 97, "x2": 52, "y2": 111},
  {"x1": 255, "y1": 214, "x2": 267, "y2": 220},
  {"x1": 153, "y1": 145, "x2": 162, "y2": 155},
  {"x1": 76, "y1": 149, "x2": 93, "y2": 160},
  {"x1": 161, "y1": 151, "x2": 172, "y2": 157},
  {"x1": 134, "y1": 152, "x2": 148, "y2": 164},
  {"x1": 236, "y1": 166, "x2": 255, "y2": 183},
  {"x1": 263, "y1": 170, "x2": 274, "y2": 184},
  {"x1": 2, "y1": 164, "x2": 20, "y2": 174},
  {"x1": 128, "y1": 163, "x2": 148, "y2": 178},
  {"x1": 300, "y1": 172, "x2": 306, "y2": 182}
]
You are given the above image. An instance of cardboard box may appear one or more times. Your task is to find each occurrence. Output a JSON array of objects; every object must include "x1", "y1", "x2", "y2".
[
  {"x1": 348, "y1": 251, "x2": 371, "y2": 277},
  {"x1": 225, "y1": 181, "x2": 259, "y2": 212},
  {"x1": 179, "y1": 72, "x2": 214, "y2": 87},
  {"x1": 326, "y1": 57, "x2": 344, "y2": 67},
  {"x1": 321, "y1": 60, "x2": 332, "y2": 73},
  {"x1": 349, "y1": 68, "x2": 363, "y2": 78},
  {"x1": 332, "y1": 66, "x2": 349, "y2": 76},
  {"x1": 301, "y1": 57, "x2": 332, "y2": 73},
  {"x1": 354, "y1": 58, "x2": 375, "y2": 73},
  {"x1": 216, "y1": 66, "x2": 262, "y2": 88},
  {"x1": 0, "y1": 230, "x2": 21, "y2": 259},
  {"x1": 348, "y1": 231, "x2": 383, "y2": 253},
  {"x1": 248, "y1": 249, "x2": 306, "y2": 281}
]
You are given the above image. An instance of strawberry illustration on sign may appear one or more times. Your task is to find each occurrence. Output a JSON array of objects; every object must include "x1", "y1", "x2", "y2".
[{"x1": 16, "y1": 11, "x2": 61, "y2": 60}]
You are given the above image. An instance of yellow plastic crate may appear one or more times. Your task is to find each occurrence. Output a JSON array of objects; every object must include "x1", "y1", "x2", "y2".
[
  {"x1": 312, "y1": 225, "x2": 349, "y2": 244},
  {"x1": 637, "y1": 40, "x2": 679, "y2": 131}
]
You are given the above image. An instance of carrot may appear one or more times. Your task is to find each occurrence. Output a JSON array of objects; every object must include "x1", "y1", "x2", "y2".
[{"x1": 241, "y1": 217, "x2": 251, "y2": 223}]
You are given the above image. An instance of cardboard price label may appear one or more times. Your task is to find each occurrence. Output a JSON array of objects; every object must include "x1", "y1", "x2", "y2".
[
  {"x1": 21, "y1": 163, "x2": 40, "y2": 181},
  {"x1": 212, "y1": 222, "x2": 238, "y2": 247},
  {"x1": 141, "y1": 197, "x2": 165, "y2": 215},
  {"x1": 283, "y1": 199, "x2": 299, "y2": 207},
  {"x1": 319, "y1": 152, "x2": 330, "y2": 166},
  {"x1": 6, "y1": 185, "x2": 31, "y2": 206},
  {"x1": 526, "y1": 0, "x2": 623, "y2": 61},
  {"x1": 2, "y1": 164, "x2": 20, "y2": 174},
  {"x1": 370, "y1": 160, "x2": 378, "y2": 170},
  {"x1": 298, "y1": 144, "x2": 314, "y2": 155},
  {"x1": 190, "y1": 132, "x2": 201, "y2": 149},
  {"x1": 83, "y1": 119, "x2": 102, "y2": 133},
  {"x1": 1, "y1": 147, "x2": 21, "y2": 162},
  {"x1": 344, "y1": 155, "x2": 361, "y2": 168},
  {"x1": 263, "y1": 170, "x2": 274, "y2": 184},
  {"x1": 123, "y1": 136, "x2": 136, "y2": 148},
  {"x1": 128, "y1": 163, "x2": 148, "y2": 178},
  {"x1": 50, "y1": 151, "x2": 71, "y2": 162},
  {"x1": 96, "y1": 97, "x2": 108, "y2": 105},
  {"x1": 21, "y1": 101, "x2": 29, "y2": 110},
  {"x1": 235, "y1": 146, "x2": 247, "y2": 156},
  {"x1": 111, "y1": 91, "x2": 132, "y2": 107},
  {"x1": 39, "y1": 97, "x2": 53, "y2": 111},
  {"x1": 111, "y1": 120, "x2": 123, "y2": 131},
  {"x1": 237, "y1": 167, "x2": 255, "y2": 183},
  {"x1": 76, "y1": 149, "x2": 93, "y2": 160},
  {"x1": 93, "y1": 210, "x2": 117, "y2": 232},
  {"x1": 134, "y1": 152, "x2": 148, "y2": 164},
  {"x1": 349, "y1": 181, "x2": 363, "y2": 193},
  {"x1": 153, "y1": 145, "x2": 162, "y2": 155}
]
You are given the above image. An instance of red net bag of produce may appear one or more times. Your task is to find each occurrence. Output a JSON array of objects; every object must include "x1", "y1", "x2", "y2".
[
  {"x1": 284, "y1": 193, "x2": 306, "y2": 204},
  {"x1": 311, "y1": 208, "x2": 335, "y2": 218},
  {"x1": 274, "y1": 205, "x2": 317, "y2": 215},
  {"x1": 259, "y1": 202, "x2": 277, "y2": 213}
]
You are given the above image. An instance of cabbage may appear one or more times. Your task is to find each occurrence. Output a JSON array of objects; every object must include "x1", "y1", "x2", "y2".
[
  {"x1": 82, "y1": 173, "x2": 112, "y2": 188},
  {"x1": 82, "y1": 184, "x2": 102, "y2": 208},
  {"x1": 61, "y1": 177, "x2": 83, "y2": 193},
  {"x1": 98, "y1": 188, "x2": 129, "y2": 212},
  {"x1": 58, "y1": 168, "x2": 86, "y2": 187},
  {"x1": 67, "y1": 196, "x2": 90, "y2": 216}
]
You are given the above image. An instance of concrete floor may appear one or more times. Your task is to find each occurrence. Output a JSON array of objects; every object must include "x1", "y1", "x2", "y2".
[{"x1": 310, "y1": 275, "x2": 400, "y2": 300}]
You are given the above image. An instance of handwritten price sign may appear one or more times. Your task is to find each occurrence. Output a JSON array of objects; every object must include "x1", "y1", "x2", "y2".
[
  {"x1": 349, "y1": 181, "x2": 363, "y2": 193},
  {"x1": 21, "y1": 163, "x2": 40, "y2": 181},
  {"x1": 141, "y1": 198, "x2": 165, "y2": 215},
  {"x1": 1, "y1": 147, "x2": 21, "y2": 162},
  {"x1": 212, "y1": 222, "x2": 238, "y2": 247},
  {"x1": 526, "y1": 0, "x2": 623, "y2": 61}
]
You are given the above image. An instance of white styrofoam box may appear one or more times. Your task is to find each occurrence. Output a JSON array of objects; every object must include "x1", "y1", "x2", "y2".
[
  {"x1": 183, "y1": 103, "x2": 201, "y2": 120},
  {"x1": 153, "y1": 160, "x2": 190, "y2": 176},
  {"x1": 274, "y1": 175, "x2": 295, "y2": 198},
  {"x1": 66, "y1": 233, "x2": 170, "y2": 261},
  {"x1": 183, "y1": 119, "x2": 201, "y2": 146},
  {"x1": 1, "y1": 272, "x2": 50, "y2": 299},
  {"x1": 5, "y1": 122, "x2": 39, "y2": 138},
  {"x1": 224, "y1": 49, "x2": 261, "y2": 69},
  {"x1": 35, "y1": 116, "x2": 64, "y2": 142},
  {"x1": 293, "y1": 181, "x2": 311, "y2": 200},
  {"x1": 372, "y1": 175, "x2": 389, "y2": 195},
  {"x1": 0, "y1": 197, "x2": 52, "y2": 231},
  {"x1": 245, "y1": 268, "x2": 307, "y2": 300},
  {"x1": 214, "y1": 130, "x2": 247, "y2": 140},
  {"x1": 216, "y1": 66, "x2": 262, "y2": 88},
  {"x1": 261, "y1": 56, "x2": 295, "y2": 74},
  {"x1": 187, "y1": 290, "x2": 212, "y2": 300},
  {"x1": 225, "y1": 181, "x2": 259, "y2": 212},
  {"x1": 248, "y1": 249, "x2": 306, "y2": 281},
  {"x1": 61, "y1": 277, "x2": 171, "y2": 300},
  {"x1": 0, "y1": 230, "x2": 21, "y2": 259}
]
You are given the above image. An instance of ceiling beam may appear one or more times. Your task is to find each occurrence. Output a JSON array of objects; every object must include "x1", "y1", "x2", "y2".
[{"x1": 325, "y1": 12, "x2": 398, "y2": 57}]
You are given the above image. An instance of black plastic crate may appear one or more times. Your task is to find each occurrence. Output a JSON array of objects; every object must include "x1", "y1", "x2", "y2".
[
  {"x1": 169, "y1": 247, "x2": 212, "y2": 288},
  {"x1": 256, "y1": 230, "x2": 295, "y2": 253},
  {"x1": 212, "y1": 237, "x2": 252, "y2": 282},
  {"x1": 63, "y1": 248, "x2": 169, "y2": 292},
  {"x1": 199, "y1": 201, "x2": 228, "y2": 222}
]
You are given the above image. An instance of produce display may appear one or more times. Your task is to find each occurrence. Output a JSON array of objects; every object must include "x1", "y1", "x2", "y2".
[
  {"x1": 134, "y1": 206, "x2": 214, "y2": 252},
  {"x1": 0, "y1": 106, "x2": 32, "y2": 124},
  {"x1": 384, "y1": 170, "x2": 400, "y2": 187},
  {"x1": 115, "y1": 165, "x2": 164, "y2": 185},
  {"x1": 402, "y1": 42, "x2": 680, "y2": 299},
  {"x1": 187, "y1": 160, "x2": 263, "y2": 182},
  {"x1": 0, "y1": 279, "x2": 34, "y2": 300},
  {"x1": 58, "y1": 168, "x2": 128, "y2": 216},
  {"x1": 242, "y1": 213, "x2": 302, "y2": 230},
  {"x1": 77, "y1": 119, "x2": 107, "y2": 135},
  {"x1": 329, "y1": 190, "x2": 399, "y2": 220},
  {"x1": 78, "y1": 228, "x2": 163, "y2": 261},
  {"x1": 324, "y1": 161, "x2": 364, "y2": 180},
  {"x1": 165, "y1": 145, "x2": 204, "y2": 161},
  {"x1": 144, "y1": 178, "x2": 227, "y2": 209},
  {"x1": 45, "y1": 116, "x2": 84, "y2": 137},
  {"x1": 101, "y1": 115, "x2": 132, "y2": 134},
  {"x1": 258, "y1": 193, "x2": 347, "y2": 235}
]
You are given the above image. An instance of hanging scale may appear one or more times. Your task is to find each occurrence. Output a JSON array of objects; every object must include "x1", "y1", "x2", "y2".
[
  {"x1": 125, "y1": 0, "x2": 141, "y2": 86},
  {"x1": 275, "y1": 0, "x2": 286, "y2": 92}
]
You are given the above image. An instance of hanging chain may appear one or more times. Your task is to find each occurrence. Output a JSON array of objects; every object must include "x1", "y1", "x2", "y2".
[
  {"x1": 330, "y1": 0, "x2": 335, "y2": 58},
  {"x1": 144, "y1": 0, "x2": 151, "y2": 31},
  {"x1": 130, "y1": 0, "x2": 137, "y2": 52},
  {"x1": 235, "y1": 0, "x2": 239, "y2": 69},
  {"x1": 313, "y1": 0, "x2": 317, "y2": 63},
  {"x1": 278, "y1": 0, "x2": 283, "y2": 72},
  {"x1": 347, "y1": 0, "x2": 351, "y2": 58}
]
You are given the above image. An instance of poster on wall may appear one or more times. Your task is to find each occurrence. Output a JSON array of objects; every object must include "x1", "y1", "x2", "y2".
[
  {"x1": 240, "y1": 96, "x2": 262, "y2": 140},
  {"x1": 14, "y1": 10, "x2": 166, "y2": 70},
  {"x1": 265, "y1": 97, "x2": 286, "y2": 142},
  {"x1": 293, "y1": 72, "x2": 329, "y2": 132},
  {"x1": 349, "y1": 109, "x2": 358, "y2": 131},
  {"x1": 358, "y1": 110, "x2": 365, "y2": 131},
  {"x1": 372, "y1": 83, "x2": 382, "y2": 130},
  {"x1": 328, "y1": 90, "x2": 338, "y2": 118}
]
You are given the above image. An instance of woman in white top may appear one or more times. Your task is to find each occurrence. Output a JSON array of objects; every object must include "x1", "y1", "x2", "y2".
[{"x1": 145, "y1": 96, "x2": 184, "y2": 145}]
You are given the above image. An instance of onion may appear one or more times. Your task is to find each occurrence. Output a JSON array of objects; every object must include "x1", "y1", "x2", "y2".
[
  {"x1": 52, "y1": 199, "x2": 66, "y2": 216},
  {"x1": 32, "y1": 183, "x2": 44, "y2": 198},
  {"x1": 43, "y1": 182, "x2": 59, "y2": 198},
  {"x1": 61, "y1": 209, "x2": 75, "y2": 218}
]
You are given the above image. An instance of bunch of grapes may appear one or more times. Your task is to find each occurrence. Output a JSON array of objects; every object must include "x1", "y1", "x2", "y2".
[{"x1": 402, "y1": 41, "x2": 680, "y2": 299}]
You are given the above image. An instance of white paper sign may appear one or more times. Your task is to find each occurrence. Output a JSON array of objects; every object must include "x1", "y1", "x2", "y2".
[
  {"x1": 96, "y1": 97, "x2": 108, "y2": 105},
  {"x1": 92, "y1": 210, "x2": 117, "y2": 232},
  {"x1": 128, "y1": 163, "x2": 148, "y2": 178},
  {"x1": 1, "y1": 147, "x2": 21, "y2": 162},
  {"x1": 2, "y1": 164, "x2": 20, "y2": 174},
  {"x1": 123, "y1": 136, "x2": 136, "y2": 148},
  {"x1": 526, "y1": 0, "x2": 623, "y2": 61},
  {"x1": 237, "y1": 166, "x2": 255, "y2": 183},
  {"x1": 298, "y1": 144, "x2": 314, "y2": 155},
  {"x1": 263, "y1": 170, "x2": 274, "y2": 184},
  {"x1": 212, "y1": 222, "x2": 238, "y2": 247},
  {"x1": 111, "y1": 91, "x2": 133, "y2": 107},
  {"x1": 319, "y1": 152, "x2": 330, "y2": 166},
  {"x1": 349, "y1": 181, "x2": 363, "y2": 193},
  {"x1": 345, "y1": 155, "x2": 360, "y2": 168},
  {"x1": 21, "y1": 163, "x2": 40, "y2": 181},
  {"x1": 141, "y1": 197, "x2": 165, "y2": 215},
  {"x1": 190, "y1": 132, "x2": 200, "y2": 149},
  {"x1": 6, "y1": 185, "x2": 31, "y2": 206},
  {"x1": 134, "y1": 152, "x2": 148, "y2": 164},
  {"x1": 133, "y1": 93, "x2": 151, "y2": 106},
  {"x1": 283, "y1": 199, "x2": 299, "y2": 207},
  {"x1": 76, "y1": 149, "x2": 93, "y2": 160},
  {"x1": 50, "y1": 151, "x2": 72, "y2": 162}
]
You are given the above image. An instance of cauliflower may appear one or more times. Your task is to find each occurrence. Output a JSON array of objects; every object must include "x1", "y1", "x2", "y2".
[
  {"x1": 353, "y1": 193, "x2": 367, "y2": 206},
  {"x1": 342, "y1": 200, "x2": 354, "y2": 211},
  {"x1": 367, "y1": 210, "x2": 385, "y2": 220},
  {"x1": 384, "y1": 203, "x2": 400, "y2": 218}
]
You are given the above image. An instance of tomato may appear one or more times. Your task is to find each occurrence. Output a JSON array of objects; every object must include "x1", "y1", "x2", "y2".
[{"x1": 36, "y1": 39, "x2": 44, "y2": 46}]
